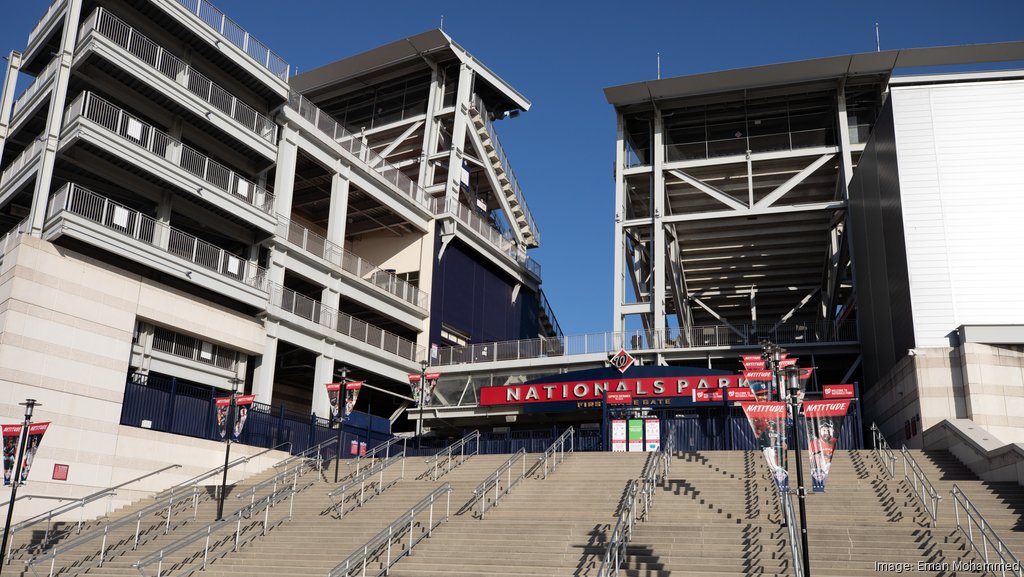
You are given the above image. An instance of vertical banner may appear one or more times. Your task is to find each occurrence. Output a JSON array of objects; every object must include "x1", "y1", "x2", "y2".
[
  {"x1": 216, "y1": 396, "x2": 254, "y2": 442},
  {"x1": 407, "y1": 374, "x2": 423, "y2": 407},
  {"x1": 423, "y1": 373, "x2": 440, "y2": 407},
  {"x1": 741, "y1": 403, "x2": 789, "y2": 493},
  {"x1": 611, "y1": 420, "x2": 627, "y2": 452},
  {"x1": 344, "y1": 381, "x2": 365, "y2": 418},
  {"x1": 802, "y1": 399, "x2": 850, "y2": 492},
  {"x1": 326, "y1": 383, "x2": 342, "y2": 428},
  {"x1": 627, "y1": 419, "x2": 644, "y2": 452},
  {"x1": 3, "y1": 424, "x2": 21, "y2": 486},
  {"x1": 16, "y1": 423, "x2": 50, "y2": 484},
  {"x1": 644, "y1": 419, "x2": 661, "y2": 452}
]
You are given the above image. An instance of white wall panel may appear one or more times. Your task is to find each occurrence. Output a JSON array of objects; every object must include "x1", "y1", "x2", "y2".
[{"x1": 893, "y1": 80, "x2": 1024, "y2": 346}]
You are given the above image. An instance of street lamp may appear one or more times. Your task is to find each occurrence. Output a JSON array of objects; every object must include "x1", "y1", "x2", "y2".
[
  {"x1": 785, "y1": 364, "x2": 812, "y2": 576},
  {"x1": 1, "y1": 399, "x2": 39, "y2": 577},
  {"x1": 417, "y1": 360, "x2": 427, "y2": 452},
  {"x1": 333, "y1": 366, "x2": 347, "y2": 484},
  {"x1": 216, "y1": 377, "x2": 241, "y2": 521},
  {"x1": 760, "y1": 340, "x2": 785, "y2": 402}
]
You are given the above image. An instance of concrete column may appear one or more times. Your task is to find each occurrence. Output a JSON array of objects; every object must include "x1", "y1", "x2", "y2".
[
  {"x1": 154, "y1": 190, "x2": 173, "y2": 248},
  {"x1": 29, "y1": 0, "x2": 85, "y2": 235},
  {"x1": 272, "y1": 125, "x2": 298, "y2": 218},
  {"x1": 415, "y1": 220, "x2": 437, "y2": 354},
  {"x1": 613, "y1": 111, "x2": 626, "y2": 334},
  {"x1": 312, "y1": 351, "x2": 336, "y2": 417},
  {"x1": 651, "y1": 106, "x2": 666, "y2": 337},
  {"x1": 326, "y1": 166, "x2": 350, "y2": 247},
  {"x1": 0, "y1": 51, "x2": 24, "y2": 161},
  {"x1": 251, "y1": 324, "x2": 279, "y2": 404},
  {"x1": 444, "y1": 64, "x2": 474, "y2": 206}
]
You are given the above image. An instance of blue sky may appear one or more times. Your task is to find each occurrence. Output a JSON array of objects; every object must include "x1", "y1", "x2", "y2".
[{"x1": 2, "y1": 1, "x2": 1022, "y2": 337}]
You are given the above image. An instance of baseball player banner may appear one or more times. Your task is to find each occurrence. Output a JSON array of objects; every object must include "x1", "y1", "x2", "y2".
[
  {"x1": 802, "y1": 399, "x2": 850, "y2": 492},
  {"x1": 3, "y1": 424, "x2": 21, "y2": 486},
  {"x1": 4, "y1": 422, "x2": 51, "y2": 485},
  {"x1": 408, "y1": 373, "x2": 440, "y2": 407},
  {"x1": 741, "y1": 402, "x2": 789, "y2": 493},
  {"x1": 215, "y1": 395, "x2": 255, "y2": 442},
  {"x1": 326, "y1": 382, "x2": 343, "y2": 428},
  {"x1": 344, "y1": 381, "x2": 364, "y2": 418}
]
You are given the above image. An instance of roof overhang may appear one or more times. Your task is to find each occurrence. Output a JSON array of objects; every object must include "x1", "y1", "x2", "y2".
[
  {"x1": 291, "y1": 28, "x2": 530, "y2": 112},
  {"x1": 604, "y1": 41, "x2": 1024, "y2": 107}
]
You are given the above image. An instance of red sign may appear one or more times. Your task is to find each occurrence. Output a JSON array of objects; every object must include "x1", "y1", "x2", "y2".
[
  {"x1": 407, "y1": 374, "x2": 421, "y2": 383},
  {"x1": 803, "y1": 399, "x2": 851, "y2": 418},
  {"x1": 215, "y1": 395, "x2": 255, "y2": 407},
  {"x1": 346, "y1": 381, "x2": 364, "y2": 390},
  {"x1": 740, "y1": 401, "x2": 788, "y2": 417},
  {"x1": 823, "y1": 384, "x2": 855, "y2": 399},
  {"x1": 693, "y1": 389, "x2": 724, "y2": 402},
  {"x1": 480, "y1": 375, "x2": 744, "y2": 406},
  {"x1": 727, "y1": 387, "x2": 757, "y2": 401},
  {"x1": 606, "y1": 392, "x2": 633, "y2": 405},
  {"x1": 741, "y1": 355, "x2": 764, "y2": 362},
  {"x1": 743, "y1": 370, "x2": 773, "y2": 380},
  {"x1": 608, "y1": 349, "x2": 635, "y2": 374},
  {"x1": 742, "y1": 359, "x2": 766, "y2": 370},
  {"x1": 52, "y1": 464, "x2": 69, "y2": 481},
  {"x1": 779, "y1": 358, "x2": 798, "y2": 368}
]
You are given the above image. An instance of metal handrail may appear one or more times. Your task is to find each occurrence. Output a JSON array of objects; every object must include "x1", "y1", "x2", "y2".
[
  {"x1": 870, "y1": 423, "x2": 897, "y2": 478},
  {"x1": 133, "y1": 480, "x2": 296, "y2": 577},
  {"x1": 4, "y1": 464, "x2": 181, "y2": 557},
  {"x1": 472, "y1": 448, "x2": 527, "y2": 519},
  {"x1": 327, "y1": 453, "x2": 406, "y2": 518},
  {"x1": 424, "y1": 430, "x2": 480, "y2": 481},
  {"x1": 597, "y1": 480, "x2": 639, "y2": 577},
  {"x1": 350, "y1": 437, "x2": 406, "y2": 477},
  {"x1": 536, "y1": 427, "x2": 574, "y2": 480},
  {"x1": 779, "y1": 488, "x2": 805, "y2": 577},
  {"x1": 951, "y1": 484, "x2": 1023, "y2": 577},
  {"x1": 901, "y1": 446, "x2": 942, "y2": 526},
  {"x1": 235, "y1": 454, "x2": 322, "y2": 505},
  {"x1": 327, "y1": 484, "x2": 452, "y2": 577},
  {"x1": 272, "y1": 438, "x2": 336, "y2": 471}
]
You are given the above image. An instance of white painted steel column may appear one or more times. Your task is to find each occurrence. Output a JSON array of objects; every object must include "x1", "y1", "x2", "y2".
[
  {"x1": 252, "y1": 322, "x2": 279, "y2": 404},
  {"x1": 444, "y1": 64, "x2": 474, "y2": 206},
  {"x1": 0, "y1": 51, "x2": 23, "y2": 161},
  {"x1": 29, "y1": 0, "x2": 84, "y2": 236},
  {"x1": 836, "y1": 80, "x2": 855, "y2": 190},
  {"x1": 651, "y1": 106, "x2": 667, "y2": 337},
  {"x1": 418, "y1": 63, "x2": 442, "y2": 191},
  {"x1": 415, "y1": 219, "x2": 436, "y2": 354},
  {"x1": 613, "y1": 111, "x2": 626, "y2": 333},
  {"x1": 327, "y1": 165, "x2": 350, "y2": 247}
]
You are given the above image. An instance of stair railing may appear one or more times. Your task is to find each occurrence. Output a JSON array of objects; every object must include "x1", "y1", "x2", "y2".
[
  {"x1": 327, "y1": 484, "x2": 452, "y2": 577},
  {"x1": 235, "y1": 455, "x2": 321, "y2": 508},
  {"x1": 870, "y1": 422, "x2": 897, "y2": 477},
  {"x1": 132, "y1": 475, "x2": 298, "y2": 577},
  {"x1": 472, "y1": 448, "x2": 528, "y2": 519},
  {"x1": 424, "y1": 430, "x2": 480, "y2": 481},
  {"x1": 901, "y1": 446, "x2": 942, "y2": 526},
  {"x1": 950, "y1": 484, "x2": 1024, "y2": 577},
  {"x1": 778, "y1": 488, "x2": 805, "y2": 577},
  {"x1": 596, "y1": 480, "x2": 639, "y2": 577},
  {"x1": 3, "y1": 464, "x2": 180, "y2": 562},
  {"x1": 272, "y1": 437, "x2": 336, "y2": 473},
  {"x1": 327, "y1": 453, "x2": 406, "y2": 518},
  {"x1": 536, "y1": 427, "x2": 574, "y2": 479},
  {"x1": 351, "y1": 436, "x2": 406, "y2": 477}
]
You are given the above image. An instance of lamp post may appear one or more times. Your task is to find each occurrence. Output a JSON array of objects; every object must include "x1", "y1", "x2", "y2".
[
  {"x1": 417, "y1": 360, "x2": 427, "y2": 452},
  {"x1": 1, "y1": 399, "x2": 38, "y2": 577},
  {"x1": 216, "y1": 377, "x2": 241, "y2": 521},
  {"x1": 333, "y1": 366, "x2": 347, "y2": 484},
  {"x1": 760, "y1": 340, "x2": 785, "y2": 402},
  {"x1": 785, "y1": 364, "x2": 812, "y2": 576}
]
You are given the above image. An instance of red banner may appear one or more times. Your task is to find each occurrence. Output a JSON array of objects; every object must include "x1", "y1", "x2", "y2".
[
  {"x1": 740, "y1": 404, "x2": 788, "y2": 492},
  {"x1": 480, "y1": 375, "x2": 745, "y2": 406},
  {"x1": 215, "y1": 396, "x2": 253, "y2": 442},
  {"x1": 606, "y1": 392, "x2": 633, "y2": 404},
  {"x1": 802, "y1": 400, "x2": 850, "y2": 492},
  {"x1": 726, "y1": 387, "x2": 757, "y2": 401},
  {"x1": 693, "y1": 389, "x2": 724, "y2": 402},
  {"x1": 3, "y1": 424, "x2": 21, "y2": 486},
  {"x1": 344, "y1": 381, "x2": 364, "y2": 418},
  {"x1": 823, "y1": 384, "x2": 855, "y2": 399},
  {"x1": 3, "y1": 422, "x2": 50, "y2": 485}
]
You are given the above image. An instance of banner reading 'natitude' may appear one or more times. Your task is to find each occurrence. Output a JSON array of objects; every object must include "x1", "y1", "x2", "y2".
[
  {"x1": 802, "y1": 400, "x2": 850, "y2": 492},
  {"x1": 741, "y1": 403, "x2": 789, "y2": 493}
]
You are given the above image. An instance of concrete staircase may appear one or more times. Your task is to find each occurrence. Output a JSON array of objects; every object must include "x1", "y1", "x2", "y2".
[
  {"x1": 3, "y1": 460, "x2": 304, "y2": 577},
  {"x1": 386, "y1": 452, "x2": 649, "y2": 577}
]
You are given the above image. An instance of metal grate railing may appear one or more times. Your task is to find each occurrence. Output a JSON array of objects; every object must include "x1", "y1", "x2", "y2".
[
  {"x1": 277, "y1": 217, "x2": 429, "y2": 310},
  {"x1": 46, "y1": 183, "x2": 269, "y2": 293},
  {"x1": 170, "y1": 0, "x2": 289, "y2": 80},
  {"x1": 64, "y1": 92, "x2": 275, "y2": 213},
  {"x1": 433, "y1": 197, "x2": 541, "y2": 278},
  {"x1": 81, "y1": 8, "x2": 277, "y2": 143},
  {"x1": 267, "y1": 284, "x2": 422, "y2": 362},
  {"x1": 150, "y1": 324, "x2": 239, "y2": 371}
]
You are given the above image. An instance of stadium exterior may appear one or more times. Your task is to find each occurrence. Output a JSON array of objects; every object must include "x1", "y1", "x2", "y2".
[{"x1": 3, "y1": 0, "x2": 1024, "y2": 522}]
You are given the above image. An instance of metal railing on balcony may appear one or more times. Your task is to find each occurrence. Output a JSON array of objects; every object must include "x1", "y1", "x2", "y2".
[
  {"x1": 11, "y1": 57, "x2": 59, "y2": 119},
  {"x1": 268, "y1": 284, "x2": 422, "y2": 362},
  {"x1": 171, "y1": 0, "x2": 289, "y2": 80},
  {"x1": 433, "y1": 197, "x2": 541, "y2": 278},
  {"x1": 81, "y1": 8, "x2": 277, "y2": 143},
  {"x1": 46, "y1": 183, "x2": 269, "y2": 293},
  {"x1": 538, "y1": 289, "x2": 562, "y2": 338},
  {"x1": 470, "y1": 96, "x2": 539, "y2": 244},
  {"x1": 0, "y1": 219, "x2": 30, "y2": 258},
  {"x1": 430, "y1": 321, "x2": 857, "y2": 366},
  {"x1": 0, "y1": 138, "x2": 45, "y2": 187},
  {"x1": 27, "y1": 0, "x2": 67, "y2": 50},
  {"x1": 286, "y1": 92, "x2": 432, "y2": 210},
  {"x1": 151, "y1": 324, "x2": 239, "y2": 371},
  {"x1": 277, "y1": 217, "x2": 429, "y2": 310},
  {"x1": 64, "y1": 92, "x2": 274, "y2": 213}
]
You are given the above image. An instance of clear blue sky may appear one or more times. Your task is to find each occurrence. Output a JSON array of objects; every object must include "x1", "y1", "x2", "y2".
[{"x1": 3, "y1": 1, "x2": 1022, "y2": 337}]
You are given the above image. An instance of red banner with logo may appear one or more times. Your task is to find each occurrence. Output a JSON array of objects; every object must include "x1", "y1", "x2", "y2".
[
  {"x1": 3, "y1": 424, "x2": 21, "y2": 486},
  {"x1": 409, "y1": 373, "x2": 439, "y2": 408},
  {"x1": 3, "y1": 422, "x2": 50, "y2": 485},
  {"x1": 741, "y1": 403, "x2": 789, "y2": 493},
  {"x1": 480, "y1": 375, "x2": 745, "y2": 406},
  {"x1": 802, "y1": 400, "x2": 850, "y2": 492},
  {"x1": 344, "y1": 381, "x2": 364, "y2": 417},
  {"x1": 823, "y1": 384, "x2": 855, "y2": 399},
  {"x1": 216, "y1": 395, "x2": 254, "y2": 441}
]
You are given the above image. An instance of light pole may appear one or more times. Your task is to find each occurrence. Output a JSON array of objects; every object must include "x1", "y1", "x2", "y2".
[
  {"x1": 333, "y1": 366, "x2": 347, "y2": 484},
  {"x1": 216, "y1": 377, "x2": 241, "y2": 521},
  {"x1": 417, "y1": 360, "x2": 427, "y2": 452},
  {"x1": 1, "y1": 399, "x2": 39, "y2": 577},
  {"x1": 785, "y1": 364, "x2": 812, "y2": 576},
  {"x1": 760, "y1": 340, "x2": 785, "y2": 402}
]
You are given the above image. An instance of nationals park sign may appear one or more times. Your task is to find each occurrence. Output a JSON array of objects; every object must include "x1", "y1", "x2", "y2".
[{"x1": 479, "y1": 366, "x2": 747, "y2": 409}]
